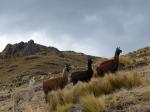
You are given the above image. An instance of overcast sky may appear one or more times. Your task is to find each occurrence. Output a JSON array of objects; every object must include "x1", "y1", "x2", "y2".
[{"x1": 0, "y1": 0, "x2": 149, "y2": 57}]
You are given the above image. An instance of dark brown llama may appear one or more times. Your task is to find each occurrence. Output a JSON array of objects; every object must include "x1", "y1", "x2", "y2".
[
  {"x1": 43, "y1": 65, "x2": 70, "y2": 103},
  {"x1": 70, "y1": 58, "x2": 93, "y2": 85},
  {"x1": 96, "y1": 47, "x2": 122, "y2": 76}
]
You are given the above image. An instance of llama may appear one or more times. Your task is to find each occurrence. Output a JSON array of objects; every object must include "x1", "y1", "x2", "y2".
[
  {"x1": 70, "y1": 58, "x2": 93, "y2": 85},
  {"x1": 96, "y1": 47, "x2": 122, "y2": 76},
  {"x1": 43, "y1": 64, "x2": 70, "y2": 103},
  {"x1": 13, "y1": 77, "x2": 35, "y2": 112}
]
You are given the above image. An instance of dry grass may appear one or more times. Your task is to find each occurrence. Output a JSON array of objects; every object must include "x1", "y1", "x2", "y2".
[
  {"x1": 80, "y1": 94, "x2": 106, "y2": 112},
  {"x1": 120, "y1": 56, "x2": 132, "y2": 65},
  {"x1": 0, "y1": 51, "x2": 103, "y2": 85},
  {"x1": 47, "y1": 71, "x2": 142, "y2": 112},
  {"x1": 24, "y1": 103, "x2": 34, "y2": 112},
  {"x1": 54, "y1": 103, "x2": 72, "y2": 112}
]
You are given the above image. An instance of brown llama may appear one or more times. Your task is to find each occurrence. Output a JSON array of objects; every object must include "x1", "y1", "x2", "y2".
[
  {"x1": 43, "y1": 65, "x2": 70, "y2": 103},
  {"x1": 70, "y1": 58, "x2": 93, "y2": 85},
  {"x1": 96, "y1": 47, "x2": 122, "y2": 76}
]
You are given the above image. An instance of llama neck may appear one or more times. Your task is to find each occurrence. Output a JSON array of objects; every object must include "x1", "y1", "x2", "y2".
[
  {"x1": 63, "y1": 73, "x2": 68, "y2": 81},
  {"x1": 88, "y1": 63, "x2": 93, "y2": 74},
  {"x1": 62, "y1": 68, "x2": 69, "y2": 83},
  {"x1": 29, "y1": 82, "x2": 34, "y2": 91},
  {"x1": 114, "y1": 54, "x2": 119, "y2": 61},
  {"x1": 114, "y1": 50, "x2": 120, "y2": 61},
  {"x1": 88, "y1": 64, "x2": 92, "y2": 70},
  {"x1": 114, "y1": 52, "x2": 120, "y2": 68}
]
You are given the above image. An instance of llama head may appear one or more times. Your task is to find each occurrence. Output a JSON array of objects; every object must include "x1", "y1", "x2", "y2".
[
  {"x1": 63, "y1": 64, "x2": 71, "y2": 80},
  {"x1": 115, "y1": 47, "x2": 122, "y2": 55},
  {"x1": 88, "y1": 58, "x2": 93, "y2": 65},
  {"x1": 29, "y1": 77, "x2": 35, "y2": 87},
  {"x1": 64, "y1": 64, "x2": 71, "y2": 72}
]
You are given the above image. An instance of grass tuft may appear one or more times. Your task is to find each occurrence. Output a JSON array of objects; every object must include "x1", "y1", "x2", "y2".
[{"x1": 80, "y1": 94, "x2": 106, "y2": 112}]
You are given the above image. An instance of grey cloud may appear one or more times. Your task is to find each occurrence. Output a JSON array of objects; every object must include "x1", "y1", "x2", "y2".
[{"x1": 0, "y1": 0, "x2": 150, "y2": 57}]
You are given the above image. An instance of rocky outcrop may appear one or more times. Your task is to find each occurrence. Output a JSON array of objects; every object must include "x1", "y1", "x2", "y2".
[
  {"x1": 0, "y1": 40, "x2": 64, "y2": 58},
  {"x1": 24, "y1": 40, "x2": 40, "y2": 56}
]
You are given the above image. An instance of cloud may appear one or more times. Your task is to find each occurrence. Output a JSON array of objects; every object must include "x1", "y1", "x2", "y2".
[
  {"x1": 0, "y1": 0, "x2": 150, "y2": 57},
  {"x1": 84, "y1": 15, "x2": 99, "y2": 23}
]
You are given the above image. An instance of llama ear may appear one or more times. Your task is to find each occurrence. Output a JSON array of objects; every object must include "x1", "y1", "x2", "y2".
[
  {"x1": 32, "y1": 77, "x2": 35, "y2": 83},
  {"x1": 65, "y1": 64, "x2": 68, "y2": 68}
]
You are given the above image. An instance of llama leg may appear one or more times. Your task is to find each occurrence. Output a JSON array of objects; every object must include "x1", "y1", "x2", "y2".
[
  {"x1": 96, "y1": 68, "x2": 100, "y2": 76},
  {"x1": 99, "y1": 70, "x2": 104, "y2": 77},
  {"x1": 101, "y1": 71, "x2": 104, "y2": 77},
  {"x1": 45, "y1": 91, "x2": 48, "y2": 103},
  {"x1": 73, "y1": 79, "x2": 78, "y2": 85}
]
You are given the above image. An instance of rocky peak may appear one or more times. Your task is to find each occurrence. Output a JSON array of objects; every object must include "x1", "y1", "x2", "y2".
[
  {"x1": 28, "y1": 40, "x2": 34, "y2": 45},
  {"x1": 24, "y1": 40, "x2": 40, "y2": 56},
  {"x1": 0, "y1": 40, "x2": 63, "y2": 58}
]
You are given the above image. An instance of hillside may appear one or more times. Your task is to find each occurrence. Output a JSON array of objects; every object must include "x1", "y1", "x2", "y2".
[
  {"x1": 0, "y1": 41, "x2": 149, "y2": 112},
  {"x1": 0, "y1": 40, "x2": 104, "y2": 88},
  {"x1": 126, "y1": 47, "x2": 150, "y2": 63}
]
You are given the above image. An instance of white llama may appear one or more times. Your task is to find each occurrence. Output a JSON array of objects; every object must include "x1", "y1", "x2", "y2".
[{"x1": 13, "y1": 77, "x2": 35, "y2": 112}]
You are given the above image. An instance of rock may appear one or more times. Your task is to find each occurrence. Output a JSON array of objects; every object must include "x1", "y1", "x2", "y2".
[{"x1": 24, "y1": 40, "x2": 40, "y2": 56}]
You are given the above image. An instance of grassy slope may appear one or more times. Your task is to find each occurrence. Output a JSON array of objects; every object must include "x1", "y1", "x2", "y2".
[
  {"x1": 0, "y1": 51, "x2": 104, "y2": 85},
  {"x1": 120, "y1": 47, "x2": 150, "y2": 65},
  {"x1": 0, "y1": 46, "x2": 149, "y2": 112}
]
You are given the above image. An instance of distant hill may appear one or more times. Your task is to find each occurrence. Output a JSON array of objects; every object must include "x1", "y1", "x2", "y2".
[{"x1": 0, "y1": 40, "x2": 63, "y2": 58}]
